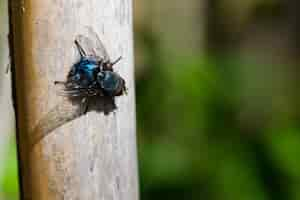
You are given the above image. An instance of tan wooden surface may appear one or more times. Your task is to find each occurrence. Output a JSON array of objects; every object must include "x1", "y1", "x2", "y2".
[{"x1": 10, "y1": 0, "x2": 138, "y2": 199}]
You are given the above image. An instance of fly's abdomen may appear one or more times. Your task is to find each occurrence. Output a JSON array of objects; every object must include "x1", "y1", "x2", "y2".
[{"x1": 97, "y1": 71, "x2": 125, "y2": 96}]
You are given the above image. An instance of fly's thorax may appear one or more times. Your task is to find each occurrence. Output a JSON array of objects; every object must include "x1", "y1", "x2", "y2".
[
  {"x1": 78, "y1": 57, "x2": 99, "y2": 72},
  {"x1": 70, "y1": 57, "x2": 101, "y2": 85}
]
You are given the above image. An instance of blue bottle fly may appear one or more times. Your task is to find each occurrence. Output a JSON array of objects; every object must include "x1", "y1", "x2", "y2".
[
  {"x1": 31, "y1": 28, "x2": 127, "y2": 148},
  {"x1": 54, "y1": 29, "x2": 127, "y2": 113}
]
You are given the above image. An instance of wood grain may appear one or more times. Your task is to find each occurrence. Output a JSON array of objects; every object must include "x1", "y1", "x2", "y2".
[{"x1": 10, "y1": 0, "x2": 138, "y2": 199}]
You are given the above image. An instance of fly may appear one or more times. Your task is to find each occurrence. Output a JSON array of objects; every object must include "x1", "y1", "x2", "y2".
[
  {"x1": 55, "y1": 28, "x2": 127, "y2": 113},
  {"x1": 31, "y1": 27, "x2": 126, "y2": 148}
]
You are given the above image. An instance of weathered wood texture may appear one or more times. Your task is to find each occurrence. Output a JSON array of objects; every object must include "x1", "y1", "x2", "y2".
[{"x1": 10, "y1": 0, "x2": 138, "y2": 199}]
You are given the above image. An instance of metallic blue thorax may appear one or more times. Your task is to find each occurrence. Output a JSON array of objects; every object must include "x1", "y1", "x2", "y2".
[{"x1": 73, "y1": 57, "x2": 99, "y2": 86}]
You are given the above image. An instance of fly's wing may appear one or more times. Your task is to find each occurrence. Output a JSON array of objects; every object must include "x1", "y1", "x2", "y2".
[
  {"x1": 75, "y1": 27, "x2": 110, "y2": 62},
  {"x1": 54, "y1": 81, "x2": 103, "y2": 97}
]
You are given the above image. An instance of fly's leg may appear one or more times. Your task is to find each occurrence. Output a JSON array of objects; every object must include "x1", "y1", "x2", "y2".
[
  {"x1": 111, "y1": 56, "x2": 122, "y2": 66},
  {"x1": 54, "y1": 81, "x2": 66, "y2": 85},
  {"x1": 75, "y1": 39, "x2": 87, "y2": 58},
  {"x1": 80, "y1": 97, "x2": 89, "y2": 115},
  {"x1": 103, "y1": 56, "x2": 122, "y2": 71}
]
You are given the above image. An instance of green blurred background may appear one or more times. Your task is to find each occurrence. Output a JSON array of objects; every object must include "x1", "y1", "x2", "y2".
[{"x1": 3, "y1": 0, "x2": 300, "y2": 199}]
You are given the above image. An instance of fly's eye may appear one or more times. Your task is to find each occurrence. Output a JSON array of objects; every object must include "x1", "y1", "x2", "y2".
[{"x1": 97, "y1": 72, "x2": 105, "y2": 82}]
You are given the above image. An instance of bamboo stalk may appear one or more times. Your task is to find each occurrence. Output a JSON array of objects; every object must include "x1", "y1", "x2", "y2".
[{"x1": 10, "y1": 0, "x2": 138, "y2": 199}]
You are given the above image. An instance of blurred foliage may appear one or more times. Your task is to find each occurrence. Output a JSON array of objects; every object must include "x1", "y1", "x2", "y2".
[
  {"x1": 135, "y1": 26, "x2": 300, "y2": 199},
  {"x1": 1, "y1": 140, "x2": 19, "y2": 200},
  {"x1": 134, "y1": 0, "x2": 300, "y2": 199}
]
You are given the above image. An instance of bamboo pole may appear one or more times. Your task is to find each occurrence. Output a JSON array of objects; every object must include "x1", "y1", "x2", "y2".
[{"x1": 10, "y1": 0, "x2": 138, "y2": 199}]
